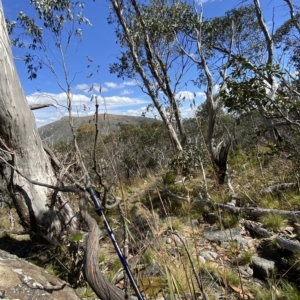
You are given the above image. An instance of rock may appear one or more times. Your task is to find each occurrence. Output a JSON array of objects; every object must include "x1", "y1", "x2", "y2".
[
  {"x1": 235, "y1": 236, "x2": 254, "y2": 250},
  {"x1": 239, "y1": 265, "x2": 254, "y2": 278},
  {"x1": 252, "y1": 256, "x2": 275, "y2": 278},
  {"x1": 199, "y1": 250, "x2": 218, "y2": 261},
  {"x1": 204, "y1": 227, "x2": 243, "y2": 245},
  {"x1": 0, "y1": 249, "x2": 80, "y2": 300},
  {"x1": 142, "y1": 262, "x2": 163, "y2": 277},
  {"x1": 198, "y1": 255, "x2": 206, "y2": 264},
  {"x1": 166, "y1": 237, "x2": 172, "y2": 244}
]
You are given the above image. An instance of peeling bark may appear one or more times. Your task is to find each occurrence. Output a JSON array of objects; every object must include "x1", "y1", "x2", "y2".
[{"x1": 0, "y1": 0, "x2": 76, "y2": 237}]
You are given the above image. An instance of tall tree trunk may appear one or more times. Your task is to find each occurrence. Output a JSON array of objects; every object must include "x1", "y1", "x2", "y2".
[
  {"x1": 0, "y1": 0, "x2": 76, "y2": 237},
  {"x1": 110, "y1": 0, "x2": 183, "y2": 152}
]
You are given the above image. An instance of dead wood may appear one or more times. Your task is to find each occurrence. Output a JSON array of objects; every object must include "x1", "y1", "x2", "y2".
[
  {"x1": 244, "y1": 207, "x2": 300, "y2": 220},
  {"x1": 79, "y1": 194, "x2": 125, "y2": 300},
  {"x1": 243, "y1": 221, "x2": 300, "y2": 252},
  {"x1": 30, "y1": 103, "x2": 55, "y2": 110},
  {"x1": 160, "y1": 184, "x2": 300, "y2": 220},
  {"x1": 260, "y1": 183, "x2": 297, "y2": 195}
]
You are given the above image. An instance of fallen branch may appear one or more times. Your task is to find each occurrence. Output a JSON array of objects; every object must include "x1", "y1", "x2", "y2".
[
  {"x1": 244, "y1": 207, "x2": 300, "y2": 220},
  {"x1": 30, "y1": 103, "x2": 55, "y2": 110},
  {"x1": 243, "y1": 221, "x2": 300, "y2": 252},
  {"x1": 160, "y1": 184, "x2": 300, "y2": 220},
  {"x1": 260, "y1": 183, "x2": 297, "y2": 195}
]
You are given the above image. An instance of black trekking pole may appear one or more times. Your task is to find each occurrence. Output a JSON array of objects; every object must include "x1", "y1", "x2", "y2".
[{"x1": 86, "y1": 186, "x2": 144, "y2": 300}]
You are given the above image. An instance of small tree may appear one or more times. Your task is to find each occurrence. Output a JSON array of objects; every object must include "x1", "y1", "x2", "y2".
[
  {"x1": 109, "y1": 0, "x2": 196, "y2": 152},
  {"x1": 220, "y1": 1, "x2": 300, "y2": 144}
]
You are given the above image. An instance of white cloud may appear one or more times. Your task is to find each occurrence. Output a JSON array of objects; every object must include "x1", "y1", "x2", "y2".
[
  {"x1": 27, "y1": 90, "x2": 151, "y2": 127},
  {"x1": 101, "y1": 95, "x2": 148, "y2": 106},
  {"x1": 176, "y1": 91, "x2": 195, "y2": 100},
  {"x1": 123, "y1": 80, "x2": 137, "y2": 86},
  {"x1": 213, "y1": 85, "x2": 220, "y2": 93},
  {"x1": 75, "y1": 83, "x2": 89, "y2": 90},
  {"x1": 104, "y1": 82, "x2": 119, "y2": 89},
  {"x1": 123, "y1": 108, "x2": 146, "y2": 117},
  {"x1": 35, "y1": 118, "x2": 47, "y2": 126},
  {"x1": 104, "y1": 80, "x2": 138, "y2": 90},
  {"x1": 196, "y1": 91, "x2": 206, "y2": 98},
  {"x1": 95, "y1": 84, "x2": 108, "y2": 93},
  {"x1": 121, "y1": 89, "x2": 134, "y2": 95},
  {"x1": 26, "y1": 92, "x2": 91, "y2": 106}
]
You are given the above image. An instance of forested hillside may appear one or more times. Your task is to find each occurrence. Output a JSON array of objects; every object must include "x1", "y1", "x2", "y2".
[{"x1": 1, "y1": 0, "x2": 300, "y2": 299}]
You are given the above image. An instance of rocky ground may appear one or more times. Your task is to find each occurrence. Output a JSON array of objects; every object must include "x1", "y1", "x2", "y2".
[{"x1": 1, "y1": 180, "x2": 300, "y2": 300}]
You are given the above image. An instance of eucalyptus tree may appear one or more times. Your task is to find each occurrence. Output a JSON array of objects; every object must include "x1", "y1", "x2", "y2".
[
  {"x1": 220, "y1": 0, "x2": 300, "y2": 144},
  {"x1": 173, "y1": 3, "x2": 246, "y2": 183},
  {"x1": 1, "y1": 1, "x2": 132, "y2": 298},
  {"x1": 109, "y1": 0, "x2": 196, "y2": 151},
  {"x1": 0, "y1": 0, "x2": 81, "y2": 238},
  {"x1": 175, "y1": 2, "x2": 283, "y2": 182}
]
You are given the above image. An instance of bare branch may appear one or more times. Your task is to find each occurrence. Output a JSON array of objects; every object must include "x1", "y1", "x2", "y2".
[
  {"x1": 0, "y1": 154, "x2": 82, "y2": 193},
  {"x1": 30, "y1": 103, "x2": 55, "y2": 110}
]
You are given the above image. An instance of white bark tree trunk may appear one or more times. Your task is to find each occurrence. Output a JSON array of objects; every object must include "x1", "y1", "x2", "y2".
[
  {"x1": 0, "y1": 0, "x2": 76, "y2": 237},
  {"x1": 110, "y1": 0, "x2": 183, "y2": 152}
]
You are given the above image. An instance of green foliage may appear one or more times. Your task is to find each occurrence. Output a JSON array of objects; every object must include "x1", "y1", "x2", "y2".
[
  {"x1": 163, "y1": 171, "x2": 176, "y2": 185},
  {"x1": 221, "y1": 63, "x2": 285, "y2": 116},
  {"x1": 222, "y1": 269, "x2": 240, "y2": 286},
  {"x1": 98, "y1": 252, "x2": 106, "y2": 264},
  {"x1": 143, "y1": 248, "x2": 155, "y2": 264},
  {"x1": 8, "y1": 0, "x2": 92, "y2": 79},
  {"x1": 274, "y1": 12, "x2": 300, "y2": 70},
  {"x1": 139, "y1": 276, "x2": 165, "y2": 297},
  {"x1": 69, "y1": 233, "x2": 83, "y2": 242},
  {"x1": 109, "y1": 0, "x2": 195, "y2": 79},
  {"x1": 219, "y1": 212, "x2": 240, "y2": 229},
  {"x1": 76, "y1": 285, "x2": 96, "y2": 299},
  {"x1": 260, "y1": 213, "x2": 288, "y2": 232},
  {"x1": 76, "y1": 120, "x2": 170, "y2": 183},
  {"x1": 239, "y1": 250, "x2": 255, "y2": 265},
  {"x1": 170, "y1": 143, "x2": 204, "y2": 175},
  {"x1": 279, "y1": 280, "x2": 300, "y2": 300},
  {"x1": 112, "y1": 257, "x2": 122, "y2": 273}
]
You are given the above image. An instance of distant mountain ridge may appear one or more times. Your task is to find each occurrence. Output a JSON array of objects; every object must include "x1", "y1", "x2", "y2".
[{"x1": 38, "y1": 114, "x2": 158, "y2": 144}]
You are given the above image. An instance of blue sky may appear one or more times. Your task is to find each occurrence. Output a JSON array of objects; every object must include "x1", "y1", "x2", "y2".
[{"x1": 2, "y1": 0, "x2": 291, "y2": 127}]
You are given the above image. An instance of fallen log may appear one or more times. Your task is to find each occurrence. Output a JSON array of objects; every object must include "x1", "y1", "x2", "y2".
[
  {"x1": 243, "y1": 221, "x2": 300, "y2": 252},
  {"x1": 160, "y1": 184, "x2": 300, "y2": 220},
  {"x1": 260, "y1": 183, "x2": 297, "y2": 195}
]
